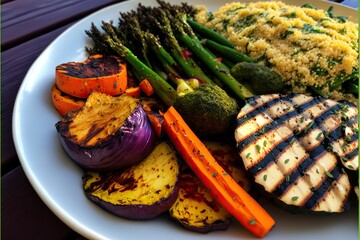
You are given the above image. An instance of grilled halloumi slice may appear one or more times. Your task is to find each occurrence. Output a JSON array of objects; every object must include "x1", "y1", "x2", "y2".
[{"x1": 235, "y1": 94, "x2": 358, "y2": 213}]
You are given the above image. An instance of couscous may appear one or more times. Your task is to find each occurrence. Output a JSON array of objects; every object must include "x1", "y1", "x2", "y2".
[{"x1": 194, "y1": 1, "x2": 358, "y2": 101}]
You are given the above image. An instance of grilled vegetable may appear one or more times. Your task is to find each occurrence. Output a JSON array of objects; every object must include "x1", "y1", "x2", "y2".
[
  {"x1": 83, "y1": 141, "x2": 180, "y2": 220},
  {"x1": 51, "y1": 84, "x2": 85, "y2": 115},
  {"x1": 55, "y1": 91, "x2": 156, "y2": 171},
  {"x1": 169, "y1": 169, "x2": 232, "y2": 233},
  {"x1": 235, "y1": 93, "x2": 358, "y2": 214},
  {"x1": 230, "y1": 62, "x2": 285, "y2": 95},
  {"x1": 163, "y1": 106, "x2": 275, "y2": 238},
  {"x1": 55, "y1": 54, "x2": 127, "y2": 98},
  {"x1": 169, "y1": 141, "x2": 252, "y2": 233},
  {"x1": 173, "y1": 83, "x2": 240, "y2": 137},
  {"x1": 205, "y1": 141, "x2": 252, "y2": 193}
]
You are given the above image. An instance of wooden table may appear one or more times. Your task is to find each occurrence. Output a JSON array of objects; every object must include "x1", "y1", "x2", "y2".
[{"x1": 1, "y1": 0, "x2": 358, "y2": 239}]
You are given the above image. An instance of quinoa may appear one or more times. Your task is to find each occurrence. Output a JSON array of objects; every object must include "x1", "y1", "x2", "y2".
[{"x1": 194, "y1": 1, "x2": 358, "y2": 102}]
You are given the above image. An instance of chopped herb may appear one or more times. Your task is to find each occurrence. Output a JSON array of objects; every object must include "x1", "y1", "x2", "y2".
[
  {"x1": 304, "y1": 121, "x2": 314, "y2": 133},
  {"x1": 316, "y1": 132, "x2": 323, "y2": 141},
  {"x1": 289, "y1": 138, "x2": 295, "y2": 145},
  {"x1": 291, "y1": 196, "x2": 299, "y2": 201},
  {"x1": 340, "y1": 104, "x2": 349, "y2": 112},
  {"x1": 324, "y1": 132, "x2": 330, "y2": 140},
  {"x1": 341, "y1": 142, "x2": 348, "y2": 151},
  {"x1": 302, "y1": 3, "x2": 317, "y2": 9},
  {"x1": 285, "y1": 105, "x2": 291, "y2": 111},
  {"x1": 311, "y1": 65, "x2": 328, "y2": 76},
  {"x1": 256, "y1": 144, "x2": 261, "y2": 153},
  {"x1": 280, "y1": 29, "x2": 294, "y2": 39},
  {"x1": 345, "y1": 135, "x2": 352, "y2": 142},
  {"x1": 284, "y1": 159, "x2": 290, "y2": 164},
  {"x1": 249, "y1": 218, "x2": 256, "y2": 225},
  {"x1": 223, "y1": 172, "x2": 229, "y2": 176},
  {"x1": 263, "y1": 140, "x2": 267, "y2": 147},
  {"x1": 341, "y1": 157, "x2": 349, "y2": 162},
  {"x1": 263, "y1": 174, "x2": 268, "y2": 181},
  {"x1": 259, "y1": 127, "x2": 265, "y2": 134},
  {"x1": 303, "y1": 24, "x2": 324, "y2": 34},
  {"x1": 212, "y1": 172, "x2": 218, "y2": 177},
  {"x1": 341, "y1": 112, "x2": 348, "y2": 120},
  {"x1": 347, "y1": 165, "x2": 354, "y2": 169},
  {"x1": 246, "y1": 152, "x2": 251, "y2": 158},
  {"x1": 316, "y1": 168, "x2": 319, "y2": 174},
  {"x1": 325, "y1": 170, "x2": 334, "y2": 178},
  {"x1": 285, "y1": 175, "x2": 290, "y2": 182},
  {"x1": 300, "y1": 116, "x2": 305, "y2": 123}
]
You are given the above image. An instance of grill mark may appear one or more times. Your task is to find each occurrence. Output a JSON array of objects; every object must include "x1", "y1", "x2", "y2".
[
  {"x1": 236, "y1": 119, "x2": 278, "y2": 151},
  {"x1": 241, "y1": 125, "x2": 293, "y2": 170},
  {"x1": 331, "y1": 137, "x2": 358, "y2": 156},
  {"x1": 341, "y1": 148, "x2": 359, "y2": 171},
  {"x1": 235, "y1": 94, "x2": 357, "y2": 212},
  {"x1": 299, "y1": 128, "x2": 324, "y2": 151},
  {"x1": 235, "y1": 112, "x2": 273, "y2": 143},
  {"x1": 310, "y1": 174, "x2": 351, "y2": 212},
  {"x1": 278, "y1": 151, "x2": 339, "y2": 208},
  {"x1": 272, "y1": 155, "x2": 315, "y2": 196}
]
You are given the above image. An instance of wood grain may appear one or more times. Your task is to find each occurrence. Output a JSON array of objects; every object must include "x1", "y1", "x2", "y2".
[
  {"x1": 2, "y1": 166, "x2": 81, "y2": 240},
  {"x1": 2, "y1": 0, "x2": 120, "y2": 50}
]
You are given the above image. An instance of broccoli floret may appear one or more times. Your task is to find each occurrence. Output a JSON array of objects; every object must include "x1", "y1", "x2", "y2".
[
  {"x1": 173, "y1": 83, "x2": 240, "y2": 137},
  {"x1": 230, "y1": 62, "x2": 285, "y2": 95}
]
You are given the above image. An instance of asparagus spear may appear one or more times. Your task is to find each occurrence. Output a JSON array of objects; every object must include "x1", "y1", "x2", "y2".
[
  {"x1": 144, "y1": 31, "x2": 195, "y2": 95},
  {"x1": 202, "y1": 39, "x2": 255, "y2": 64},
  {"x1": 171, "y1": 14, "x2": 255, "y2": 101},
  {"x1": 144, "y1": 7, "x2": 214, "y2": 84},
  {"x1": 99, "y1": 21, "x2": 178, "y2": 107},
  {"x1": 187, "y1": 18, "x2": 234, "y2": 48}
]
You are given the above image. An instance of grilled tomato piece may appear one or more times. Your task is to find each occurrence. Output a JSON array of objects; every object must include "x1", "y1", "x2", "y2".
[
  {"x1": 82, "y1": 141, "x2": 180, "y2": 220},
  {"x1": 55, "y1": 91, "x2": 156, "y2": 171}
]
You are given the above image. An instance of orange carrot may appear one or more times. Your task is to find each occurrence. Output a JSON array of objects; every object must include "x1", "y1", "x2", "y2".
[
  {"x1": 146, "y1": 112, "x2": 164, "y2": 138},
  {"x1": 125, "y1": 86, "x2": 141, "y2": 98},
  {"x1": 139, "y1": 79, "x2": 155, "y2": 96},
  {"x1": 55, "y1": 54, "x2": 127, "y2": 98},
  {"x1": 51, "y1": 84, "x2": 85, "y2": 115},
  {"x1": 163, "y1": 106, "x2": 275, "y2": 238}
]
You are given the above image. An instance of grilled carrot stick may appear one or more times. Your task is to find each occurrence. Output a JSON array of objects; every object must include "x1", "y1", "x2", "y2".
[{"x1": 163, "y1": 106, "x2": 275, "y2": 238}]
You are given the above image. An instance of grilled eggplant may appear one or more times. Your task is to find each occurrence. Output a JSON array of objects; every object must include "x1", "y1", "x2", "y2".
[
  {"x1": 169, "y1": 141, "x2": 252, "y2": 233},
  {"x1": 235, "y1": 93, "x2": 358, "y2": 214},
  {"x1": 83, "y1": 141, "x2": 180, "y2": 220}
]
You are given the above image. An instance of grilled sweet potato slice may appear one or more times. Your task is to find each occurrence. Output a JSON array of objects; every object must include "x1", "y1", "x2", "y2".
[
  {"x1": 169, "y1": 141, "x2": 252, "y2": 233},
  {"x1": 55, "y1": 54, "x2": 127, "y2": 98},
  {"x1": 51, "y1": 84, "x2": 85, "y2": 115},
  {"x1": 82, "y1": 141, "x2": 180, "y2": 220}
]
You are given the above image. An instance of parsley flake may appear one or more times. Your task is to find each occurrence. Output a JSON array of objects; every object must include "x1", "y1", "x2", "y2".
[
  {"x1": 325, "y1": 170, "x2": 334, "y2": 178},
  {"x1": 291, "y1": 196, "x2": 299, "y2": 201},
  {"x1": 249, "y1": 218, "x2": 256, "y2": 225}
]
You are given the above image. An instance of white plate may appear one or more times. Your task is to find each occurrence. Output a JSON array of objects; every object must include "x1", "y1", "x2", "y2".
[{"x1": 13, "y1": 0, "x2": 358, "y2": 239}]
